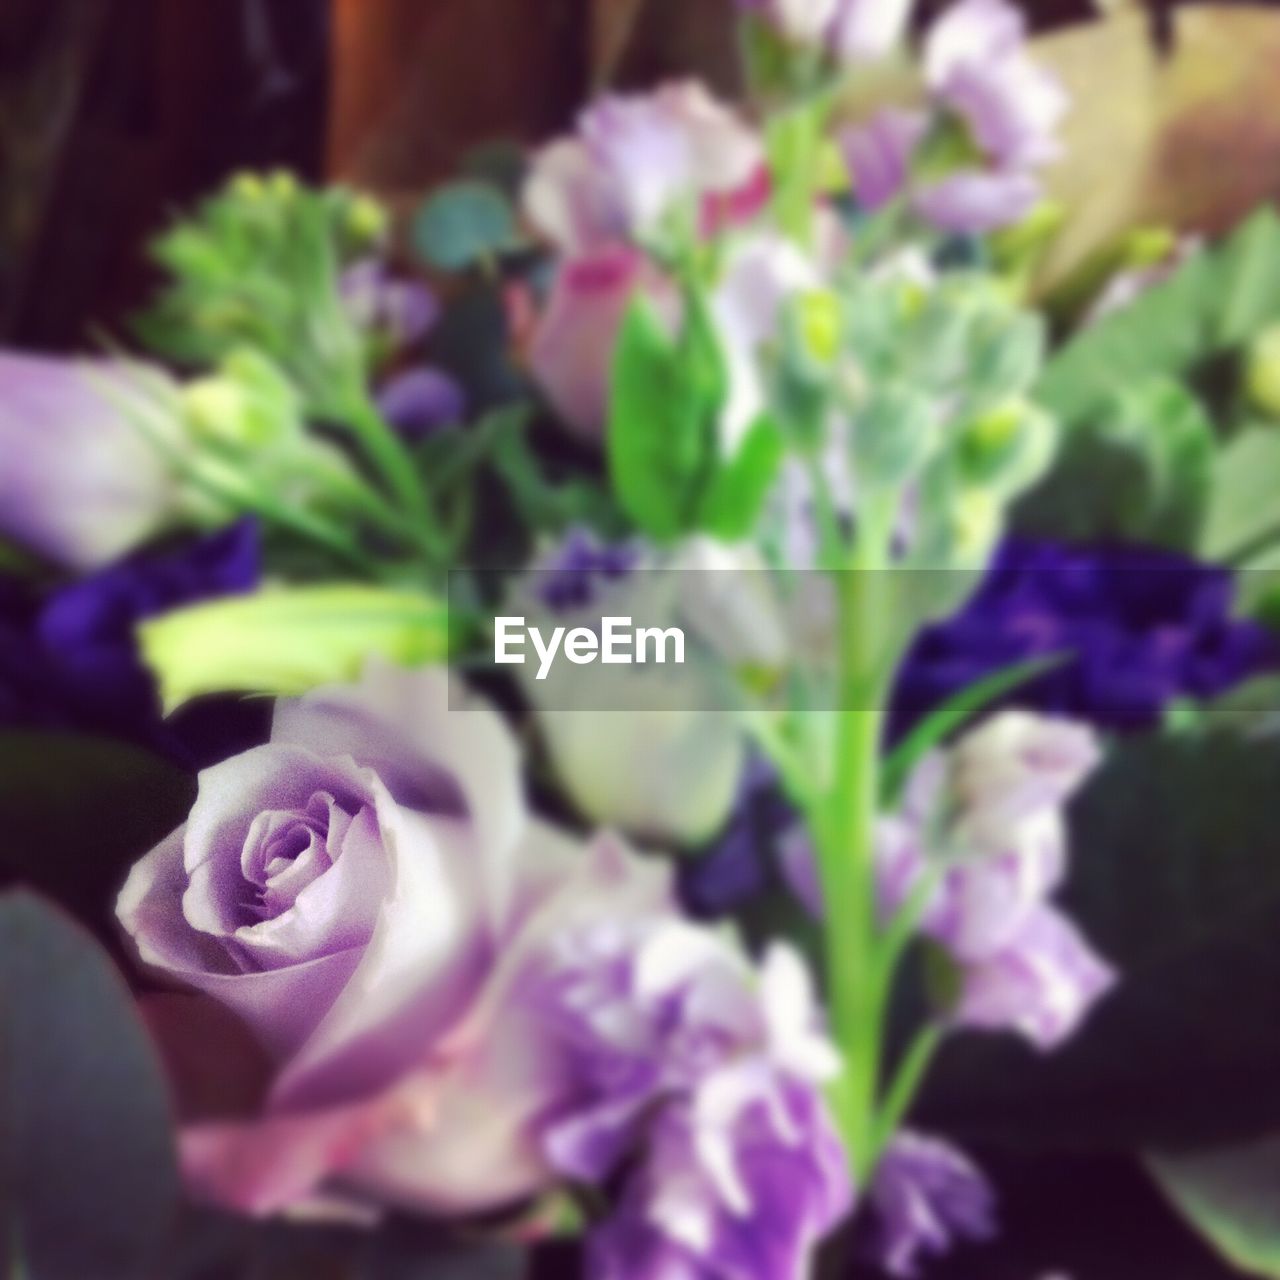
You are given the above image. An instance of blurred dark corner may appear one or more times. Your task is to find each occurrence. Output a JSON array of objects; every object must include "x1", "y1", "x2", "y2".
[
  {"x1": 0, "y1": 0, "x2": 1247, "y2": 351},
  {"x1": 0, "y1": 0, "x2": 329, "y2": 349}
]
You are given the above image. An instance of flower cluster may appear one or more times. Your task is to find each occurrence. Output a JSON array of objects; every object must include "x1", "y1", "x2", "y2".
[
  {"x1": 844, "y1": 0, "x2": 1068, "y2": 232},
  {"x1": 14, "y1": 0, "x2": 1270, "y2": 1273}
]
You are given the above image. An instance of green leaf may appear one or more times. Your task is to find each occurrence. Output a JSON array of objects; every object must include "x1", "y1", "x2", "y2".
[
  {"x1": 1015, "y1": 377, "x2": 1214, "y2": 550},
  {"x1": 140, "y1": 585, "x2": 449, "y2": 711},
  {"x1": 607, "y1": 291, "x2": 724, "y2": 541},
  {"x1": 881, "y1": 655, "x2": 1067, "y2": 805},
  {"x1": 489, "y1": 411, "x2": 624, "y2": 537},
  {"x1": 696, "y1": 414, "x2": 785, "y2": 540},
  {"x1": 411, "y1": 181, "x2": 520, "y2": 272},
  {"x1": 0, "y1": 891, "x2": 178, "y2": 1279},
  {"x1": 1200, "y1": 427, "x2": 1280, "y2": 562},
  {"x1": 1149, "y1": 1138, "x2": 1280, "y2": 1278},
  {"x1": 1036, "y1": 207, "x2": 1280, "y2": 432},
  {"x1": 0, "y1": 733, "x2": 194, "y2": 938},
  {"x1": 917, "y1": 731, "x2": 1280, "y2": 1148}
]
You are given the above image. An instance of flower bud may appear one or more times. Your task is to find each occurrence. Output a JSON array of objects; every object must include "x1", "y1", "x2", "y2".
[
  {"x1": 1246, "y1": 323, "x2": 1280, "y2": 421},
  {"x1": 182, "y1": 350, "x2": 301, "y2": 451},
  {"x1": 852, "y1": 382, "x2": 940, "y2": 490},
  {"x1": 956, "y1": 399, "x2": 1056, "y2": 499}
]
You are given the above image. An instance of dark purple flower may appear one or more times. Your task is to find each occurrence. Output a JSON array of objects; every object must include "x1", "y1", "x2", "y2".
[
  {"x1": 862, "y1": 1132, "x2": 996, "y2": 1277},
  {"x1": 0, "y1": 520, "x2": 262, "y2": 763},
  {"x1": 340, "y1": 260, "x2": 439, "y2": 348},
  {"x1": 376, "y1": 368, "x2": 466, "y2": 436},
  {"x1": 892, "y1": 538, "x2": 1279, "y2": 736},
  {"x1": 681, "y1": 756, "x2": 795, "y2": 919},
  {"x1": 536, "y1": 527, "x2": 643, "y2": 611}
]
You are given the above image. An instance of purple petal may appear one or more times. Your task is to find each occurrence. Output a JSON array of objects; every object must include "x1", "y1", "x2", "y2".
[
  {"x1": 842, "y1": 110, "x2": 928, "y2": 212},
  {"x1": 865, "y1": 1131, "x2": 996, "y2": 1277},
  {"x1": 951, "y1": 903, "x2": 1116, "y2": 1049},
  {"x1": 376, "y1": 368, "x2": 466, "y2": 436},
  {"x1": 0, "y1": 353, "x2": 179, "y2": 569}
]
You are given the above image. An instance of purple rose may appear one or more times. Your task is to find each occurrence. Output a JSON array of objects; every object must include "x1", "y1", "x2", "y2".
[
  {"x1": 0, "y1": 352, "x2": 182, "y2": 569},
  {"x1": 118, "y1": 661, "x2": 676, "y2": 1216}
]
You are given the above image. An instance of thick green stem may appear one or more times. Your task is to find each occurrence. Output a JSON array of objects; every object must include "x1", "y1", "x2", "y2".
[{"x1": 816, "y1": 494, "x2": 898, "y2": 1183}]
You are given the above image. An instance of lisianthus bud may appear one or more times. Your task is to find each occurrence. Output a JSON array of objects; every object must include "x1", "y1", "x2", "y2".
[
  {"x1": 955, "y1": 399, "x2": 1056, "y2": 499},
  {"x1": 737, "y1": 0, "x2": 839, "y2": 46},
  {"x1": 851, "y1": 381, "x2": 940, "y2": 490},
  {"x1": 182, "y1": 350, "x2": 301, "y2": 451},
  {"x1": 1246, "y1": 324, "x2": 1280, "y2": 421},
  {"x1": 0, "y1": 353, "x2": 183, "y2": 569},
  {"x1": 831, "y1": 0, "x2": 914, "y2": 65}
]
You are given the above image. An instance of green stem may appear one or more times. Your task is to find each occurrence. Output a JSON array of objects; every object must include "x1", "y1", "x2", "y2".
[
  {"x1": 872, "y1": 1024, "x2": 944, "y2": 1158},
  {"x1": 766, "y1": 104, "x2": 823, "y2": 247},
  {"x1": 816, "y1": 492, "x2": 898, "y2": 1182},
  {"x1": 337, "y1": 387, "x2": 437, "y2": 534}
]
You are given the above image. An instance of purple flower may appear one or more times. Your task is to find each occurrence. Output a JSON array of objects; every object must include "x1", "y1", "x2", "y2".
[
  {"x1": 842, "y1": 110, "x2": 928, "y2": 212},
  {"x1": 587, "y1": 1077, "x2": 850, "y2": 1279},
  {"x1": 540, "y1": 926, "x2": 851, "y2": 1279},
  {"x1": 842, "y1": 0, "x2": 1067, "y2": 233},
  {"x1": 0, "y1": 352, "x2": 183, "y2": 569},
  {"x1": 682, "y1": 756, "x2": 796, "y2": 919},
  {"x1": 524, "y1": 82, "x2": 763, "y2": 254},
  {"x1": 375, "y1": 368, "x2": 465, "y2": 436},
  {"x1": 340, "y1": 260, "x2": 439, "y2": 349},
  {"x1": 535, "y1": 527, "x2": 643, "y2": 612},
  {"x1": 118, "y1": 660, "x2": 680, "y2": 1217},
  {"x1": 0, "y1": 520, "x2": 262, "y2": 763},
  {"x1": 950, "y1": 903, "x2": 1116, "y2": 1048},
  {"x1": 925, "y1": 0, "x2": 1067, "y2": 171},
  {"x1": 528, "y1": 246, "x2": 676, "y2": 439},
  {"x1": 891, "y1": 539, "x2": 1279, "y2": 735},
  {"x1": 783, "y1": 712, "x2": 1114, "y2": 1050},
  {"x1": 862, "y1": 1131, "x2": 996, "y2": 1277}
]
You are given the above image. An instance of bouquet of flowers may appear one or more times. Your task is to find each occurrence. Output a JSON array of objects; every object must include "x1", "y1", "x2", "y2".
[{"x1": 8, "y1": 1, "x2": 1280, "y2": 1276}]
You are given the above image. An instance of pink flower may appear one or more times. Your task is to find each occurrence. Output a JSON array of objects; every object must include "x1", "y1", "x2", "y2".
[
  {"x1": 523, "y1": 82, "x2": 764, "y2": 255},
  {"x1": 118, "y1": 661, "x2": 676, "y2": 1217},
  {"x1": 528, "y1": 247, "x2": 677, "y2": 439}
]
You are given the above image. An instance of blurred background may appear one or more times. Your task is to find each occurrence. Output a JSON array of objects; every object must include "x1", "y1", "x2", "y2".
[
  {"x1": 5, "y1": 4, "x2": 1280, "y2": 1276},
  {"x1": 1, "y1": 0, "x2": 1255, "y2": 348}
]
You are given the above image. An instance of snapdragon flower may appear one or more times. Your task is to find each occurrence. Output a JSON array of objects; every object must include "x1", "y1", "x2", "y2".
[
  {"x1": 540, "y1": 923, "x2": 852, "y2": 1279},
  {"x1": 843, "y1": 0, "x2": 1068, "y2": 234},
  {"x1": 861, "y1": 1131, "x2": 996, "y2": 1277},
  {"x1": 784, "y1": 711, "x2": 1115, "y2": 1050}
]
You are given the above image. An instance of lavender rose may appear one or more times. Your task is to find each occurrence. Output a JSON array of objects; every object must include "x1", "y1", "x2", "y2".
[{"x1": 117, "y1": 661, "x2": 675, "y2": 1216}]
